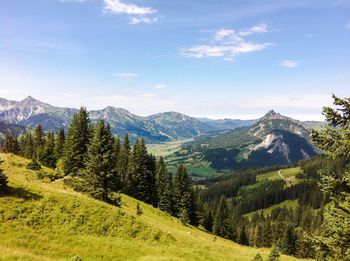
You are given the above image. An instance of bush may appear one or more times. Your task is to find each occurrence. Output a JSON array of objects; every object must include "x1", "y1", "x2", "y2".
[
  {"x1": 0, "y1": 169, "x2": 8, "y2": 193},
  {"x1": 27, "y1": 160, "x2": 41, "y2": 170},
  {"x1": 35, "y1": 171, "x2": 64, "y2": 182}
]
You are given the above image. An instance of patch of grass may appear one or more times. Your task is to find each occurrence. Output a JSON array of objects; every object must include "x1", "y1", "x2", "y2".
[
  {"x1": 244, "y1": 200, "x2": 299, "y2": 219},
  {"x1": 256, "y1": 167, "x2": 300, "y2": 182},
  {"x1": 0, "y1": 153, "x2": 309, "y2": 261}
]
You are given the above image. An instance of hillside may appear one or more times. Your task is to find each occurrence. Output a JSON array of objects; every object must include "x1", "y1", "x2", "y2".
[
  {"x1": 168, "y1": 110, "x2": 318, "y2": 171},
  {"x1": 0, "y1": 153, "x2": 308, "y2": 261}
]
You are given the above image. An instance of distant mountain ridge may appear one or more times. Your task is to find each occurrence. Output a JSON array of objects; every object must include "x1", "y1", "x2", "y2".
[
  {"x1": 172, "y1": 110, "x2": 318, "y2": 170},
  {"x1": 0, "y1": 96, "x2": 323, "y2": 144},
  {"x1": 0, "y1": 96, "x2": 220, "y2": 143}
]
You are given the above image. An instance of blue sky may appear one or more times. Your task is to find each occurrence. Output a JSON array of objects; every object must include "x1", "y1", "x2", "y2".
[{"x1": 0, "y1": 0, "x2": 349, "y2": 120}]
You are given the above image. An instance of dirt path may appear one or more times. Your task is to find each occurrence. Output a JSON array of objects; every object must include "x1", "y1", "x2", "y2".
[{"x1": 278, "y1": 170, "x2": 286, "y2": 182}]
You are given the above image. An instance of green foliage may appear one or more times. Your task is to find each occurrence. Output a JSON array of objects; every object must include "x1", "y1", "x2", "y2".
[
  {"x1": 268, "y1": 246, "x2": 280, "y2": 261},
  {"x1": 4, "y1": 129, "x2": 20, "y2": 154},
  {"x1": 253, "y1": 253, "x2": 263, "y2": 261},
  {"x1": 0, "y1": 168, "x2": 8, "y2": 193},
  {"x1": 79, "y1": 120, "x2": 117, "y2": 203},
  {"x1": 310, "y1": 95, "x2": 350, "y2": 260},
  {"x1": 54, "y1": 128, "x2": 65, "y2": 160},
  {"x1": 1, "y1": 153, "x2": 290, "y2": 261},
  {"x1": 213, "y1": 196, "x2": 231, "y2": 239},
  {"x1": 63, "y1": 108, "x2": 91, "y2": 176},
  {"x1": 26, "y1": 159, "x2": 41, "y2": 170}
]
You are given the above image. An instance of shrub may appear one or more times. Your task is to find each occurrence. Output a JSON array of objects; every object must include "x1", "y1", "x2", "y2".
[
  {"x1": 0, "y1": 169, "x2": 8, "y2": 193},
  {"x1": 27, "y1": 160, "x2": 41, "y2": 170}
]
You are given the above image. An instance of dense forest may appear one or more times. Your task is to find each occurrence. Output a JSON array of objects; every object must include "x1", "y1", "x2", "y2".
[{"x1": 1, "y1": 95, "x2": 349, "y2": 260}]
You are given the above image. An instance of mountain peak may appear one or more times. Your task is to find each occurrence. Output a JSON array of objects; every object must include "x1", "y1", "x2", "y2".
[
  {"x1": 263, "y1": 110, "x2": 285, "y2": 120},
  {"x1": 22, "y1": 96, "x2": 36, "y2": 102}
]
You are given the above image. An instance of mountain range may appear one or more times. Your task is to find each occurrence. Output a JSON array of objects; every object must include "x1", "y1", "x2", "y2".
[
  {"x1": 171, "y1": 110, "x2": 319, "y2": 171},
  {"x1": 0, "y1": 96, "x2": 256, "y2": 143}
]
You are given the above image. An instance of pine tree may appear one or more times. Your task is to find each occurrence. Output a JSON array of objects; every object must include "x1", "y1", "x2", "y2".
[
  {"x1": 281, "y1": 224, "x2": 296, "y2": 255},
  {"x1": 238, "y1": 225, "x2": 249, "y2": 246},
  {"x1": 156, "y1": 157, "x2": 168, "y2": 207},
  {"x1": 310, "y1": 94, "x2": 350, "y2": 260},
  {"x1": 54, "y1": 128, "x2": 65, "y2": 160},
  {"x1": 4, "y1": 129, "x2": 20, "y2": 154},
  {"x1": 159, "y1": 171, "x2": 174, "y2": 215},
  {"x1": 0, "y1": 157, "x2": 8, "y2": 193},
  {"x1": 80, "y1": 120, "x2": 117, "y2": 202},
  {"x1": 22, "y1": 132, "x2": 34, "y2": 159},
  {"x1": 33, "y1": 125, "x2": 44, "y2": 160},
  {"x1": 254, "y1": 223, "x2": 264, "y2": 247},
  {"x1": 173, "y1": 164, "x2": 197, "y2": 224},
  {"x1": 40, "y1": 132, "x2": 56, "y2": 168},
  {"x1": 213, "y1": 196, "x2": 231, "y2": 239},
  {"x1": 173, "y1": 164, "x2": 191, "y2": 214},
  {"x1": 127, "y1": 139, "x2": 156, "y2": 204},
  {"x1": 63, "y1": 108, "x2": 91, "y2": 176},
  {"x1": 117, "y1": 133, "x2": 130, "y2": 189},
  {"x1": 203, "y1": 202, "x2": 213, "y2": 232}
]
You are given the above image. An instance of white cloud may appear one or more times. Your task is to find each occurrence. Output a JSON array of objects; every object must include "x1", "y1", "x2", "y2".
[
  {"x1": 104, "y1": 0, "x2": 156, "y2": 15},
  {"x1": 346, "y1": 20, "x2": 350, "y2": 30},
  {"x1": 182, "y1": 23, "x2": 272, "y2": 60},
  {"x1": 238, "y1": 23, "x2": 268, "y2": 36},
  {"x1": 280, "y1": 60, "x2": 299, "y2": 68},
  {"x1": 115, "y1": 72, "x2": 139, "y2": 78},
  {"x1": 129, "y1": 16, "x2": 158, "y2": 25},
  {"x1": 153, "y1": 84, "x2": 167, "y2": 89},
  {"x1": 104, "y1": 0, "x2": 158, "y2": 25}
]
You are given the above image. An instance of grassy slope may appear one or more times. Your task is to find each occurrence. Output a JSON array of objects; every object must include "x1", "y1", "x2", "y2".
[
  {"x1": 244, "y1": 200, "x2": 299, "y2": 219},
  {"x1": 0, "y1": 154, "x2": 310, "y2": 261}
]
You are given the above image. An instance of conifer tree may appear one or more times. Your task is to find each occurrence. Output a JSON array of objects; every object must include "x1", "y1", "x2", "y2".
[
  {"x1": 173, "y1": 164, "x2": 197, "y2": 224},
  {"x1": 23, "y1": 132, "x2": 34, "y2": 159},
  {"x1": 310, "y1": 95, "x2": 350, "y2": 260},
  {"x1": 173, "y1": 164, "x2": 192, "y2": 214},
  {"x1": 254, "y1": 224, "x2": 264, "y2": 247},
  {"x1": 128, "y1": 139, "x2": 156, "y2": 204},
  {"x1": 117, "y1": 133, "x2": 130, "y2": 189},
  {"x1": 4, "y1": 129, "x2": 20, "y2": 154},
  {"x1": 34, "y1": 125, "x2": 44, "y2": 148},
  {"x1": 0, "y1": 157, "x2": 8, "y2": 193},
  {"x1": 80, "y1": 120, "x2": 116, "y2": 202},
  {"x1": 203, "y1": 202, "x2": 213, "y2": 232},
  {"x1": 156, "y1": 157, "x2": 168, "y2": 207},
  {"x1": 281, "y1": 224, "x2": 296, "y2": 255},
  {"x1": 238, "y1": 225, "x2": 249, "y2": 246},
  {"x1": 63, "y1": 108, "x2": 91, "y2": 176},
  {"x1": 54, "y1": 128, "x2": 65, "y2": 160},
  {"x1": 40, "y1": 132, "x2": 56, "y2": 168},
  {"x1": 213, "y1": 196, "x2": 231, "y2": 238},
  {"x1": 159, "y1": 171, "x2": 174, "y2": 215}
]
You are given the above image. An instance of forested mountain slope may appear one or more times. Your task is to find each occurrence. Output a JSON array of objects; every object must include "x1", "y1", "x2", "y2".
[{"x1": 0, "y1": 153, "x2": 307, "y2": 261}]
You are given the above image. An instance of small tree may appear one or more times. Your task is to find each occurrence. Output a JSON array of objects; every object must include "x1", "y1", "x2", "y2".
[
  {"x1": 136, "y1": 202, "x2": 143, "y2": 216},
  {"x1": 253, "y1": 253, "x2": 263, "y2": 261},
  {"x1": 0, "y1": 169, "x2": 8, "y2": 193},
  {"x1": 268, "y1": 246, "x2": 280, "y2": 261},
  {"x1": 179, "y1": 208, "x2": 190, "y2": 225},
  {"x1": 26, "y1": 159, "x2": 42, "y2": 170}
]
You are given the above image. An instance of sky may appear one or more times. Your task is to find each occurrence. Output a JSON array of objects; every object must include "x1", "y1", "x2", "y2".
[{"x1": 0, "y1": 0, "x2": 349, "y2": 120}]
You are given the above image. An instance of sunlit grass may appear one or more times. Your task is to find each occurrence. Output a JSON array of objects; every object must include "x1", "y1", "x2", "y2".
[{"x1": 0, "y1": 154, "x2": 311, "y2": 260}]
